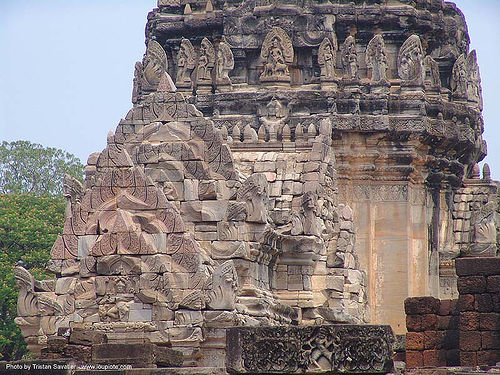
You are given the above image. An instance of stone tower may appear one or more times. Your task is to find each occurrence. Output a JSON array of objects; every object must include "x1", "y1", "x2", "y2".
[{"x1": 14, "y1": 0, "x2": 498, "y2": 371}]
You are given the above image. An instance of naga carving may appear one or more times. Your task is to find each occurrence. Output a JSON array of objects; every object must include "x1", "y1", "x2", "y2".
[{"x1": 397, "y1": 35, "x2": 424, "y2": 86}]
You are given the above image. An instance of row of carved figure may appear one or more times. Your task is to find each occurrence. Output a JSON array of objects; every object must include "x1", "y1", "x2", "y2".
[{"x1": 134, "y1": 27, "x2": 481, "y2": 106}]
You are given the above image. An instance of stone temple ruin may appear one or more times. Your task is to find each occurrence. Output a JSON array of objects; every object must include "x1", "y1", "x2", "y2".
[{"x1": 12, "y1": 0, "x2": 500, "y2": 373}]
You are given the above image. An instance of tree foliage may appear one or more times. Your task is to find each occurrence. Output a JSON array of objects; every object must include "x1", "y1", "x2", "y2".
[
  {"x1": 0, "y1": 194, "x2": 65, "y2": 360},
  {"x1": 0, "y1": 141, "x2": 84, "y2": 195},
  {"x1": 0, "y1": 142, "x2": 83, "y2": 359}
]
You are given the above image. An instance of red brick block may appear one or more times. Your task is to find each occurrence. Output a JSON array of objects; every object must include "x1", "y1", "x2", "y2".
[
  {"x1": 476, "y1": 293, "x2": 493, "y2": 313},
  {"x1": 406, "y1": 332, "x2": 424, "y2": 350},
  {"x1": 424, "y1": 331, "x2": 445, "y2": 350},
  {"x1": 443, "y1": 330, "x2": 459, "y2": 350},
  {"x1": 458, "y1": 276, "x2": 486, "y2": 294},
  {"x1": 460, "y1": 331, "x2": 481, "y2": 351},
  {"x1": 455, "y1": 257, "x2": 500, "y2": 277},
  {"x1": 423, "y1": 350, "x2": 447, "y2": 367},
  {"x1": 421, "y1": 314, "x2": 438, "y2": 331},
  {"x1": 479, "y1": 313, "x2": 500, "y2": 331},
  {"x1": 406, "y1": 350, "x2": 423, "y2": 368},
  {"x1": 459, "y1": 351, "x2": 477, "y2": 366},
  {"x1": 406, "y1": 315, "x2": 422, "y2": 332},
  {"x1": 481, "y1": 331, "x2": 500, "y2": 350},
  {"x1": 457, "y1": 294, "x2": 475, "y2": 312},
  {"x1": 405, "y1": 297, "x2": 440, "y2": 315},
  {"x1": 487, "y1": 275, "x2": 500, "y2": 292},
  {"x1": 477, "y1": 350, "x2": 500, "y2": 366},
  {"x1": 460, "y1": 311, "x2": 480, "y2": 331}
]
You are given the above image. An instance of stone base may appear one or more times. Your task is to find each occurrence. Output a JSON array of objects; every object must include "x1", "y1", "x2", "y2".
[{"x1": 227, "y1": 325, "x2": 395, "y2": 374}]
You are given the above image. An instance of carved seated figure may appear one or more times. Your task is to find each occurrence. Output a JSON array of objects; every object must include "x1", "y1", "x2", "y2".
[{"x1": 262, "y1": 38, "x2": 289, "y2": 78}]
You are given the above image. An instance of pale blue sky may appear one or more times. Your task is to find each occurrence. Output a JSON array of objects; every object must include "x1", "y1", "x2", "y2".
[{"x1": 1, "y1": 1, "x2": 499, "y2": 178}]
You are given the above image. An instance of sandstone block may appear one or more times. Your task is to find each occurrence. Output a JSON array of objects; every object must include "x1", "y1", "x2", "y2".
[{"x1": 55, "y1": 277, "x2": 76, "y2": 295}]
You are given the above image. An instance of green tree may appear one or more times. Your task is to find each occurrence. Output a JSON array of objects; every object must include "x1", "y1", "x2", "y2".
[
  {"x1": 0, "y1": 142, "x2": 83, "y2": 360},
  {"x1": 0, "y1": 194, "x2": 65, "y2": 360},
  {"x1": 0, "y1": 141, "x2": 84, "y2": 195}
]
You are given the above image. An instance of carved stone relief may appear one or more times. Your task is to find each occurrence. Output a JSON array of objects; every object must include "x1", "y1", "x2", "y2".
[
  {"x1": 341, "y1": 36, "x2": 358, "y2": 81},
  {"x1": 197, "y1": 38, "x2": 215, "y2": 86},
  {"x1": 260, "y1": 27, "x2": 294, "y2": 83},
  {"x1": 318, "y1": 37, "x2": 337, "y2": 82},
  {"x1": 366, "y1": 35, "x2": 388, "y2": 85},
  {"x1": 176, "y1": 38, "x2": 196, "y2": 89},
  {"x1": 215, "y1": 38, "x2": 234, "y2": 87},
  {"x1": 397, "y1": 35, "x2": 424, "y2": 86}
]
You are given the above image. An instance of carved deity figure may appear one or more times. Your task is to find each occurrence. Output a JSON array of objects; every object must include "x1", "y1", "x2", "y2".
[
  {"x1": 197, "y1": 38, "x2": 215, "y2": 84},
  {"x1": 215, "y1": 38, "x2": 234, "y2": 86},
  {"x1": 63, "y1": 174, "x2": 84, "y2": 218},
  {"x1": 176, "y1": 38, "x2": 196, "y2": 88},
  {"x1": 465, "y1": 51, "x2": 482, "y2": 108},
  {"x1": 260, "y1": 27, "x2": 294, "y2": 82},
  {"x1": 318, "y1": 37, "x2": 337, "y2": 81},
  {"x1": 259, "y1": 98, "x2": 288, "y2": 142},
  {"x1": 366, "y1": 35, "x2": 388, "y2": 84},
  {"x1": 467, "y1": 201, "x2": 498, "y2": 257},
  {"x1": 291, "y1": 191, "x2": 323, "y2": 237},
  {"x1": 341, "y1": 36, "x2": 358, "y2": 80},
  {"x1": 424, "y1": 55, "x2": 441, "y2": 89},
  {"x1": 397, "y1": 35, "x2": 425, "y2": 86},
  {"x1": 237, "y1": 174, "x2": 269, "y2": 223},
  {"x1": 451, "y1": 54, "x2": 467, "y2": 98}
]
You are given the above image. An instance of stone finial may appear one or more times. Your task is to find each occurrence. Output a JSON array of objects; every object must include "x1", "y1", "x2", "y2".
[
  {"x1": 184, "y1": 3, "x2": 192, "y2": 14},
  {"x1": 398, "y1": 35, "x2": 424, "y2": 86},
  {"x1": 366, "y1": 34, "x2": 388, "y2": 84},
  {"x1": 232, "y1": 124, "x2": 241, "y2": 141},
  {"x1": 260, "y1": 27, "x2": 294, "y2": 83},
  {"x1": 470, "y1": 163, "x2": 480, "y2": 179},
  {"x1": 205, "y1": 0, "x2": 213, "y2": 12},
  {"x1": 243, "y1": 124, "x2": 258, "y2": 143},
  {"x1": 341, "y1": 35, "x2": 358, "y2": 80},
  {"x1": 483, "y1": 163, "x2": 491, "y2": 180}
]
